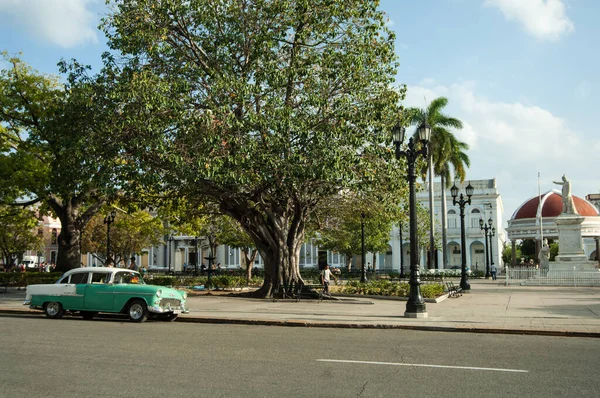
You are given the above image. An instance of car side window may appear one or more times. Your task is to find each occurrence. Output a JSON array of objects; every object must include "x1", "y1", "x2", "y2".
[
  {"x1": 58, "y1": 275, "x2": 70, "y2": 284},
  {"x1": 91, "y1": 272, "x2": 109, "y2": 284},
  {"x1": 70, "y1": 273, "x2": 89, "y2": 284}
]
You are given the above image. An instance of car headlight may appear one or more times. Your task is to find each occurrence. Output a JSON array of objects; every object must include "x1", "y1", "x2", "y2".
[{"x1": 156, "y1": 289, "x2": 162, "y2": 298}]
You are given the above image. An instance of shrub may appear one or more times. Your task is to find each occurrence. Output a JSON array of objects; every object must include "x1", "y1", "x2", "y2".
[{"x1": 339, "y1": 280, "x2": 444, "y2": 299}]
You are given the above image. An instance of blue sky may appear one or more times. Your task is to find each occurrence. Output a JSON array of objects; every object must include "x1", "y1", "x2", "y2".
[{"x1": 1, "y1": 0, "x2": 598, "y2": 229}]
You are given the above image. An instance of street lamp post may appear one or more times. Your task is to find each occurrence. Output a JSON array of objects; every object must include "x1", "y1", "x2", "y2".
[
  {"x1": 488, "y1": 225, "x2": 495, "y2": 274},
  {"x1": 103, "y1": 210, "x2": 116, "y2": 265},
  {"x1": 167, "y1": 235, "x2": 174, "y2": 274},
  {"x1": 399, "y1": 222, "x2": 405, "y2": 279},
  {"x1": 361, "y1": 212, "x2": 367, "y2": 283},
  {"x1": 205, "y1": 250, "x2": 215, "y2": 290},
  {"x1": 393, "y1": 121, "x2": 431, "y2": 318},
  {"x1": 193, "y1": 236, "x2": 199, "y2": 276},
  {"x1": 451, "y1": 182, "x2": 474, "y2": 291},
  {"x1": 480, "y1": 217, "x2": 494, "y2": 279}
]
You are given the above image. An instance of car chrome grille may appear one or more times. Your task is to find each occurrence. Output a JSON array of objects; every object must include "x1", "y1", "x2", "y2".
[{"x1": 159, "y1": 298, "x2": 181, "y2": 309}]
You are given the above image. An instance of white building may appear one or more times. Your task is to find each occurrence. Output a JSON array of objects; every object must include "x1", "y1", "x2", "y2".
[{"x1": 388, "y1": 179, "x2": 505, "y2": 272}]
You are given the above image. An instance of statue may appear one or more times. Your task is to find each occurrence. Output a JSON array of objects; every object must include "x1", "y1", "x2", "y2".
[
  {"x1": 538, "y1": 239, "x2": 550, "y2": 269},
  {"x1": 553, "y1": 174, "x2": 578, "y2": 214}
]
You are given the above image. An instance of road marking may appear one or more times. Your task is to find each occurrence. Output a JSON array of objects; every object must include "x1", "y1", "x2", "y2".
[{"x1": 316, "y1": 359, "x2": 528, "y2": 373}]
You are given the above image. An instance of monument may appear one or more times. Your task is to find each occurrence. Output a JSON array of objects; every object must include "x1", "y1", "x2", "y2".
[{"x1": 550, "y1": 175, "x2": 597, "y2": 271}]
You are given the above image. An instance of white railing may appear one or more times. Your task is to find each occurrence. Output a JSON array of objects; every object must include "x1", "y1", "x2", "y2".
[{"x1": 505, "y1": 265, "x2": 600, "y2": 286}]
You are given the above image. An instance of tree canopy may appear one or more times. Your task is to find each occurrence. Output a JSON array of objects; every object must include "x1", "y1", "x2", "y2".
[{"x1": 101, "y1": 0, "x2": 405, "y2": 297}]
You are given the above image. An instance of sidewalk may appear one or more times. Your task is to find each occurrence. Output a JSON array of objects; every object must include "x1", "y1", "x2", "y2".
[{"x1": 1, "y1": 280, "x2": 599, "y2": 337}]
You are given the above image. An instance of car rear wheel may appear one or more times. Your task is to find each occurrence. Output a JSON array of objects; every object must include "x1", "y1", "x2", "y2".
[
  {"x1": 128, "y1": 300, "x2": 148, "y2": 323},
  {"x1": 80, "y1": 311, "x2": 98, "y2": 320},
  {"x1": 45, "y1": 302, "x2": 64, "y2": 319}
]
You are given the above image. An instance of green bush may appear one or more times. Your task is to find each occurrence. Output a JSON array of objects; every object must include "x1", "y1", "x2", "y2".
[
  {"x1": 0, "y1": 272, "x2": 61, "y2": 286},
  {"x1": 339, "y1": 280, "x2": 444, "y2": 299}
]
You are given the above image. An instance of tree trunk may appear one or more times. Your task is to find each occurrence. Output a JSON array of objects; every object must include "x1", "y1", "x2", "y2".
[
  {"x1": 54, "y1": 205, "x2": 81, "y2": 273},
  {"x1": 222, "y1": 199, "x2": 307, "y2": 298},
  {"x1": 47, "y1": 196, "x2": 104, "y2": 273},
  {"x1": 372, "y1": 252, "x2": 377, "y2": 273},
  {"x1": 441, "y1": 174, "x2": 448, "y2": 269},
  {"x1": 242, "y1": 248, "x2": 257, "y2": 284}
]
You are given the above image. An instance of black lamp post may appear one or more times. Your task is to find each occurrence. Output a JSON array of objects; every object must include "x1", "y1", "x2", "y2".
[
  {"x1": 167, "y1": 235, "x2": 174, "y2": 273},
  {"x1": 489, "y1": 225, "x2": 495, "y2": 275},
  {"x1": 480, "y1": 217, "x2": 494, "y2": 279},
  {"x1": 205, "y1": 250, "x2": 215, "y2": 289},
  {"x1": 451, "y1": 181, "x2": 474, "y2": 291},
  {"x1": 361, "y1": 212, "x2": 367, "y2": 283},
  {"x1": 393, "y1": 121, "x2": 431, "y2": 318},
  {"x1": 193, "y1": 236, "x2": 199, "y2": 276},
  {"x1": 399, "y1": 221, "x2": 405, "y2": 279},
  {"x1": 103, "y1": 210, "x2": 116, "y2": 265}
]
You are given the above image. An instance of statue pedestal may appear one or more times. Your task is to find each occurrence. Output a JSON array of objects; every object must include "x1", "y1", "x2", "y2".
[
  {"x1": 554, "y1": 214, "x2": 588, "y2": 262},
  {"x1": 550, "y1": 214, "x2": 597, "y2": 274}
]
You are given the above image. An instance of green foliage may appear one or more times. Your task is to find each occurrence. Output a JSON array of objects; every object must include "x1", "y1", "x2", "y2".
[
  {"x1": 0, "y1": 272, "x2": 61, "y2": 286},
  {"x1": 340, "y1": 280, "x2": 444, "y2": 299},
  {"x1": 100, "y1": 0, "x2": 403, "y2": 285},
  {"x1": 549, "y1": 242, "x2": 559, "y2": 261},
  {"x1": 145, "y1": 274, "x2": 261, "y2": 289},
  {"x1": 82, "y1": 208, "x2": 164, "y2": 265},
  {"x1": 0, "y1": 205, "x2": 43, "y2": 266}
]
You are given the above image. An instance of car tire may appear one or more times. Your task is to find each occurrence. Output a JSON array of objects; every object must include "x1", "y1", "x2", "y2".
[
  {"x1": 160, "y1": 313, "x2": 178, "y2": 322},
  {"x1": 80, "y1": 311, "x2": 97, "y2": 320},
  {"x1": 128, "y1": 299, "x2": 148, "y2": 323},
  {"x1": 45, "y1": 302, "x2": 64, "y2": 319}
]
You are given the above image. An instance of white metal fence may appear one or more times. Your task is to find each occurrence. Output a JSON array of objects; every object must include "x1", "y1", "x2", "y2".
[{"x1": 505, "y1": 265, "x2": 600, "y2": 286}]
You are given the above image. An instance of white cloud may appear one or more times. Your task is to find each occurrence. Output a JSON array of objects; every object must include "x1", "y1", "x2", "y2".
[
  {"x1": 402, "y1": 80, "x2": 600, "y2": 228},
  {"x1": 484, "y1": 0, "x2": 574, "y2": 41},
  {"x1": 0, "y1": 0, "x2": 99, "y2": 48},
  {"x1": 419, "y1": 77, "x2": 436, "y2": 86}
]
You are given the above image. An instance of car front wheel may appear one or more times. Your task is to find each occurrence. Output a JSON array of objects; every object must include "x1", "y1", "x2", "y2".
[
  {"x1": 45, "y1": 302, "x2": 64, "y2": 319},
  {"x1": 128, "y1": 300, "x2": 148, "y2": 323}
]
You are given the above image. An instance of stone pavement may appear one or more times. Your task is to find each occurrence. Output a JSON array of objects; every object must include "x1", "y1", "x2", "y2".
[{"x1": 1, "y1": 280, "x2": 599, "y2": 337}]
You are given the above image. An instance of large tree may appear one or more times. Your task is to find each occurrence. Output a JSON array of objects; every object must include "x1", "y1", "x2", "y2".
[
  {"x1": 408, "y1": 97, "x2": 465, "y2": 269},
  {"x1": 0, "y1": 55, "x2": 121, "y2": 271},
  {"x1": 102, "y1": 0, "x2": 402, "y2": 297}
]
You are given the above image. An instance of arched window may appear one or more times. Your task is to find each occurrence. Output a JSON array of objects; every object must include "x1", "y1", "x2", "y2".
[
  {"x1": 470, "y1": 208, "x2": 481, "y2": 228},
  {"x1": 448, "y1": 209, "x2": 457, "y2": 229}
]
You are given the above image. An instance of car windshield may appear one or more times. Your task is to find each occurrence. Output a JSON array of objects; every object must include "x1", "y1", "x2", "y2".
[{"x1": 113, "y1": 271, "x2": 145, "y2": 285}]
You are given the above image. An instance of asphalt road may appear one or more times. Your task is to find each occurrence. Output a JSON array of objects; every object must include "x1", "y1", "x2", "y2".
[{"x1": 1, "y1": 314, "x2": 599, "y2": 398}]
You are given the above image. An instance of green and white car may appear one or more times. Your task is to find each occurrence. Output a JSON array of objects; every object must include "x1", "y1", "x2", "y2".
[{"x1": 24, "y1": 267, "x2": 188, "y2": 322}]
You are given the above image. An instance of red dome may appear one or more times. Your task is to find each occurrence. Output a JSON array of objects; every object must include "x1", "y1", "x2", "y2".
[{"x1": 512, "y1": 191, "x2": 599, "y2": 220}]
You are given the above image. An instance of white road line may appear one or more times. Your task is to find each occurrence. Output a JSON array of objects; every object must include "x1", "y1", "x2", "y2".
[{"x1": 316, "y1": 359, "x2": 529, "y2": 373}]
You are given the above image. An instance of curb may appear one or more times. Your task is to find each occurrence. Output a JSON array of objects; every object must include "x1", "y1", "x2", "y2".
[{"x1": 1, "y1": 308, "x2": 598, "y2": 338}]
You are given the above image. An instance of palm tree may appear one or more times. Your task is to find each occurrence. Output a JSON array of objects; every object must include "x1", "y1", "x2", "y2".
[
  {"x1": 432, "y1": 132, "x2": 470, "y2": 268},
  {"x1": 407, "y1": 97, "x2": 465, "y2": 269}
]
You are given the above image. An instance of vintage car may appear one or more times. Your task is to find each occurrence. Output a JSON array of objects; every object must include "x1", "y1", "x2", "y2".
[{"x1": 24, "y1": 267, "x2": 188, "y2": 322}]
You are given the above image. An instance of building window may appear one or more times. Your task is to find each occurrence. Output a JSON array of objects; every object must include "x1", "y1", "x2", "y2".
[
  {"x1": 448, "y1": 209, "x2": 457, "y2": 229},
  {"x1": 51, "y1": 228, "x2": 57, "y2": 244}
]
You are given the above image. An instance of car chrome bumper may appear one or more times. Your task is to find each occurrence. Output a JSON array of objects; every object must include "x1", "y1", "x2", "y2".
[
  {"x1": 148, "y1": 305, "x2": 189, "y2": 314},
  {"x1": 23, "y1": 300, "x2": 30, "y2": 305}
]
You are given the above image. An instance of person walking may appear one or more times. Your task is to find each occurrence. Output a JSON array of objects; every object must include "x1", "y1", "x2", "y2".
[
  {"x1": 320, "y1": 264, "x2": 337, "y2": 296},
  {"x1": 491, "y1": 264, "x2": 497, "y2": 280}
]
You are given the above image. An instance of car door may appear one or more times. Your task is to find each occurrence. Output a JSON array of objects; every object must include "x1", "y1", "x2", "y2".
[
  {"x1": 61, "y1": 272, "x2": 89, "y2": 310},
  {"x1": 82, "y1": 271, "x2": 115, "y2": 311}
]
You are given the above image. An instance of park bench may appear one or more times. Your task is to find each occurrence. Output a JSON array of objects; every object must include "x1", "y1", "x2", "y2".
[{"x1": 446, "y1": 281, "x2": 462, "y2": 298}]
